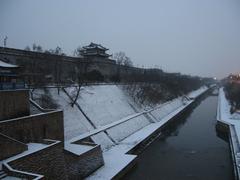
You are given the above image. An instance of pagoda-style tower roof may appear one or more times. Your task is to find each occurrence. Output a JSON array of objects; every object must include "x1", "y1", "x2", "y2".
[
  {"x1": 80, "y1": 43, "x2": 111, "y2": 58},
  {"x1": 82, "y1": 42, "x2": 109, "y2": 51}
]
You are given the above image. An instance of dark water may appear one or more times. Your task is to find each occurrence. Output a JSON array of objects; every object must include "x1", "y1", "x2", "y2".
[{"x1": 124, "y1": 96, "x2": 234, "y2": 180}]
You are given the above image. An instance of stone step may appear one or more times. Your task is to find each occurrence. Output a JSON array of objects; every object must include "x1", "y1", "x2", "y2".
[{"x1": 0, "y1": 172, "x2": 7, "y2": 179}]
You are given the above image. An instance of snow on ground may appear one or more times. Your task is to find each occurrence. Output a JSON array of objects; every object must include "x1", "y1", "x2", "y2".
[
  {"x1": 64, "y1": 143, "x2": 94, "y2": 155},
  {"x1": 86, "y1": 145, "x2": 136, "y2": 180},
  {"x1": 106, "y1": 114, "x2": 150, "y2": 142},
  {"x1": 218, "y1": 88, "x2": 240, "y2": 178},
  {"x1": 87, "y1": 87, "x2": 208, "y2": 179},
  {"x1": 32, "y1": 89, "x2": 94, "y2": 141},
  {"x1": 188, "y1": 86, "x2": 208, "y2": 99},
  {"x1": 1, "y1": 143, "x2": 49, "y2": 166},
  {"x1": 0, "y1": 142, "x2": 58, "y2": 179},
  {"x1": 218, "y1": 88, "x2": 240, "y2": 144},
  {"x1": 64, "y1": 85, "x2": 152, "y2": 148},
  {"x1": 150, "y1": 98, "x2": 183, "y2": 121},
  {"x1": 91, "y1": 132, "x2": 115, "y2": 150},
  {"x1": 67, "y1": 85, "x2": 139, "y2": 126},
  {"x1": 32, "y1": 85, "x2": 208, "y2": 178},
  {"x1": 218, "y1": 88, "x2": 240, "y2": 124}
]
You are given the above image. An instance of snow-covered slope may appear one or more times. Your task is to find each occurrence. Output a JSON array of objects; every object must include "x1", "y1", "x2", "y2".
[
  {"x1": 66, "y1": 85, "x2": 152, "y2": 148},
  {"x1": 106, "y1": 114, "x2": 150, "y2": 142},
  {"x1": 33, "y1": 85, "x2": 151, "y2": 148},
  {"x1": 66, "y1": 85, "x2": 140, "y2": 126},
  {"x1": 32, "y1": 85, "x2": 207, "y2": 150},
  {"x1": 32, "y1": 89, "x2": 94, "y2": 141},
  {"x1": 150, "y1": 98, "x2": 183, "y2": 121}
]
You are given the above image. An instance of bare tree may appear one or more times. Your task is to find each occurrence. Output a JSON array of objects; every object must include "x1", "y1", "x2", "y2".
[
  {"x1": 24, "y1": 46, "x2": 31, "y2": 51},
  {"x1": 32, "y1": 43, "x2": 37, "y2": 51},
  {"x1": 36, "y1": 45, "x2": 43, "y2": 52},
  {"x1": 123, "y1": 56, "x2": 133, "y2": 67},
  {"x1": 114, "y1": 51, "x2": 127, "y2": 65},
  {"x1": 73, "y1": 46, "x2": 82, "y2": 57},
  {"x1": 3, "y1": 36, "x2": 8, "y2": 47},
  {"x1": 114, "y1": 51, "x2": 133, "y2": 67},
  {"x1": 44, "y1": 49, "x2": 54, "y2": 54},
  {"x1": 32, "y1": 43, "x2": 43, "y2": 52},
  {"x1": 71, "y1": 84, "x2": 82, "y2": 107},
  {"x1": 54, "y1": 46, "x2": 62, "y2": 55},
  {"x1": 44, "y1": 46, "x2": 65, "y2": 55}
]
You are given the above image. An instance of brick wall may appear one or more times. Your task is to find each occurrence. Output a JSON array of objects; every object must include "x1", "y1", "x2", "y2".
[
  {"x1": 9, "y1": 142, "x2": 68, "y2": 180},
  {"x1": 0, "y1": 110, "x2": 64, "y2": 143},
  {"x1": 5, "y1": 142, "x2": 104, "y2": 179},
  {"x1": 64, "y1": 145, "x2": 104, "y2": 179},
  {"x1": 0, "y1": 90, "x2": 30, "y2": 121},
  {"x1": 0, "y1": 133, "x2": 27, "y2": 160}
]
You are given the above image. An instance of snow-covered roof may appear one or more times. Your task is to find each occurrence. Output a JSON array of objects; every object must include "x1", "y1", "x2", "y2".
[
  {"x1": 0, "y1": 60, "x2": 18, "y2": 68},
  {"x1": 82, "y1": 42, "x2": 108, "y2": 51}
]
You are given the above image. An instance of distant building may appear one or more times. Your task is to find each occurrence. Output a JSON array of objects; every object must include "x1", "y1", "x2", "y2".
[
  {"x1": 0, "y1": 59, "x2": 24, "y2": 90},
  {"x1": 228, "y1": 74, "x2": 240, "y2": 84},
  {"x1": 80, "y1": 42, "x2": 111, "y2": 59}
]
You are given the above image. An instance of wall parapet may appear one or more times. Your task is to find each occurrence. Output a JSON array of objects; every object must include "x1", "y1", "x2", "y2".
[
  {"x1": 0, "y1": 89, "x2": 30, "y2": 121},
  {"x1": 2, "y1": 140, "x2": 61, "y2": 180},
  {"x1": 0, "y1": 110, "x2": 64, "y2": 143},
  {"x1": 0, "y1": 132, "x2": 27, "y2": 160}
]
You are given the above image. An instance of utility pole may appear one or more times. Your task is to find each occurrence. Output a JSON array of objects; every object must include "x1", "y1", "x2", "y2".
[{"x1": 3, "y1": 36, "x2": 8, "y2": 47}]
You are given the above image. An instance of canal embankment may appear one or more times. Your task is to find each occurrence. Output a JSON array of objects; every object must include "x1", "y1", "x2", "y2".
[
  {"x1": 217, "y1": 88, "x2": 240, "y2": 180},
  {"x1": 125, "y1": 89, "x2": 233, "y2": 180},
  {"x1": 87, "y1": 86, "x2": 209, "y2": 180}
]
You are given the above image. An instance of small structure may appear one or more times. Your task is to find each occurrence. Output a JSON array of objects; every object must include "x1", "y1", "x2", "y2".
[
  {"x1": 0, "y1": 59, "x2": 24, "y2": 90},
  {"x1": 228, "y1": 73, "x2": 240, "y2": 84},
  {"x1": 0, "y1": 89, "x2": 104, "y2": 179},
  {"x1": 80, "y1": 42, "x2": 111, "y2": 59}
]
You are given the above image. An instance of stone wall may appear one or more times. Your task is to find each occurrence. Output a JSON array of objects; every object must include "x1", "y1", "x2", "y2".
[
  {"x1": 0, "y1": 110, "x2": 64, "y2": 143},
  {"x1": 4, "y1": 141, "x2": 104, "y2": 179},
  {"x1": 64, "y1": 145, "x2": 104, "y2": 179},
  {"x1": 0, "y1": 47, "x2": 143, "y2": 84},
  {"x1": 9, "y1": 142, "x2": 68, "y2": 180},
  {"x1": 0, "y1": 90, "x2": 30, "y2": 121}
]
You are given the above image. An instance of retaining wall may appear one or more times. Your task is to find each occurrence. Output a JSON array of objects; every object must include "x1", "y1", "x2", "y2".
[
  {"x1": 0, "y1": 90, "x2": 30, "y2": 121},
  {"x1": 0, "y1": 110, "x2": 64, "y2": 143}
]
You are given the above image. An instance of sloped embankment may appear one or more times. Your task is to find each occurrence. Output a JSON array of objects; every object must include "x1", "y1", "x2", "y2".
[
  {"x1": 32, "y1": 85, "x2": 208, "y2": 179},
  {"x1": 32, "y1": 85, "x2": 207, "y2": 151},
  {"x1": 33, "y1": 85, "x2": 151, "y2": 149}
]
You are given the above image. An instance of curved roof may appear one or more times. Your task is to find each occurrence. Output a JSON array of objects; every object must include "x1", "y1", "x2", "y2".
[
  {"x1": 0, "y1": 60, "x2": 18, "y2": 68},
  {"x1": 82, "y1": 42, "x2": 109, "y2": 50}
]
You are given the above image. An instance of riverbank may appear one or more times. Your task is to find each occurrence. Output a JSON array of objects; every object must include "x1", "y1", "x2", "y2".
[
  {"x1": 217, "y1": 88, "x2": 240, "y2": 180},
  {"x1": 87, "y1": 86, "x2": 209, "y2": 180}
]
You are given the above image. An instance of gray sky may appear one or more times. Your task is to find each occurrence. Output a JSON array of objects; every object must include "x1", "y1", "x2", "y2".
[{"x1": 1, "y1": 0, "x2": 240, "y2": 78}]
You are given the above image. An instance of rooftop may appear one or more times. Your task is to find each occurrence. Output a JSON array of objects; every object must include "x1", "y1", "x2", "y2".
[
  {"x1": 0, "y1": 60, "x2": 18, "y2": 68},
  {"x1": 82, "y1": 43, "x2": 109, "y2": 51}
]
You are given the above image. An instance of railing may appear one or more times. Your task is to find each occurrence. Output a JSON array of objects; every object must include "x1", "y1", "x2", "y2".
[
  {"x1": 0, "y1": 82, "x2": 25, "y2": 90},
  {"x1": 29, "y1": 98, "x2": 55, "y2": 112},
  {"x1": 68, "y1": 97, "x2": 185, "y2": 143}
]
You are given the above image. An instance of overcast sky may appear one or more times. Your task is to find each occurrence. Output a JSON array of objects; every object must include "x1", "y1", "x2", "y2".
[{"x1": 1, "y1": 0, "x2": 240, "y2": 78}]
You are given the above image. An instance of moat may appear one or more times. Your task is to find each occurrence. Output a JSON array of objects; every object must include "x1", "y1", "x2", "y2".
[{"x1": 125, "y1": 95, "x2": 234, "y2": 180}]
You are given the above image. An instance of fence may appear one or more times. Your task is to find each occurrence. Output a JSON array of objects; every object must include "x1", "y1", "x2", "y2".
[{"x1": 0, "y1": 82, "x2": 25, "y2": 90}]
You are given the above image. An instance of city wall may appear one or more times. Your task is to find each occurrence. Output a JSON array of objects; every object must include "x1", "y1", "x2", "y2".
[{"x1": 0, "y1": 47, "x2": 143, "y2": 84}]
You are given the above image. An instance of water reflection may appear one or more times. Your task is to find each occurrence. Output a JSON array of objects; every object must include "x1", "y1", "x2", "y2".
[
  {"x1": 124, "y1": 94, "x2": 233, "y2": 180},
  {"x1": 158, "y1": 92, "x2": 209, "y2": 142}
]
